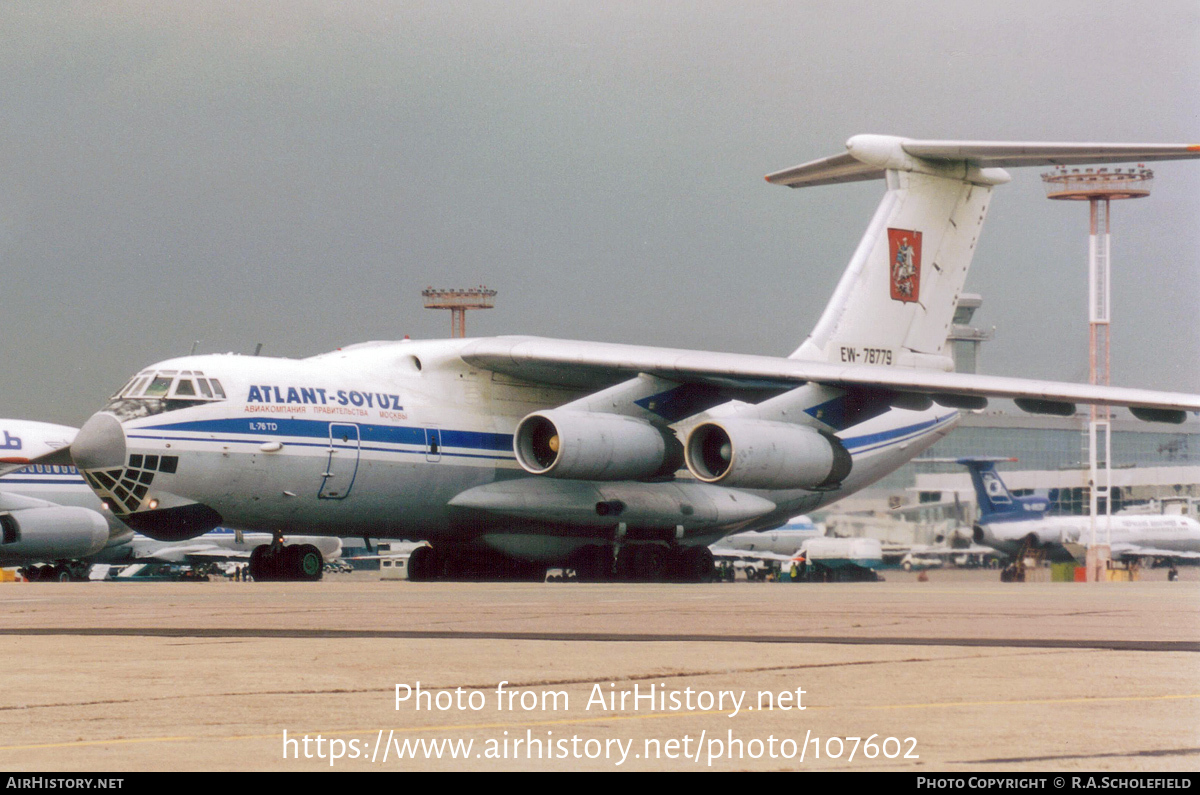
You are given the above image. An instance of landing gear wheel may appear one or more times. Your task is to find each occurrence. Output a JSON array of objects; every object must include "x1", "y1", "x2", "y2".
[
  {"x1": 615, "y1": 546, "x2": 637, "y2": 582},
  {"x1": 284, "y1": 544, "x2": 324, "y2": 581},
  {"x1": 407, "y1": 546, "x2": 444, "y2": 582},
  {"x1": 568, "y1": 545, "x2": 612, "y2": 583},
  {"x1": 677, "y1": 546, "x2": 714, "y2": 583},
  {"x1": 249, "y1": 545, "x2": 275, "y2": 581},
  {"x1": 617, "y1": 545, "x2": 665, "y2": 582}
]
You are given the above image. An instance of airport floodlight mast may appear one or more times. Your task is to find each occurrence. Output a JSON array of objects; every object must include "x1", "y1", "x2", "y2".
[
  {"x1": 421, "y1": 285, "x2": 497, "y2": 338},
  {"x1": 1041, "y1": 165, "x2": 1154, "y2": 557}
]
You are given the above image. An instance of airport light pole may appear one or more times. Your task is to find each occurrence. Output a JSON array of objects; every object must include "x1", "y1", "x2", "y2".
[
  {"x1": 422, "y1": 286, "x2": 498, "y2": 338},
  {"x1": 1042, "y1": 166, "x2": 1154, "y2": 576}
]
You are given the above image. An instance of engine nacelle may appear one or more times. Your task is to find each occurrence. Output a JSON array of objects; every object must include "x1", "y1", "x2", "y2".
[
  {"x1": 685, "y1": 419, "x2": 851, "y2": 490},
  {"x1": 0, "y1": 507, "x2": 110, "y2": 561},
  {"x1": 514, "y1": 410, "x2": 682, "y2": 481}
]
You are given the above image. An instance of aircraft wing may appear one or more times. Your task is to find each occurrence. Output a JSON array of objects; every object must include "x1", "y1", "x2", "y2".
[
  {"x1": 710, "y1": 548, "x2": 800, "y2": 564},
  {"x1": 139, "y1": 536, "x2": 343, "y2": 564},
  {"x1": 460, "y1": 337, "x2": 1200, "y2": 422},
  {"x1": 1110, "y1": 544, "x2": 1200, "y2": 561},
  {"x1": 907, "y1": 544, "x2": 999, "y2": 557},
  {"x1": 181, "y1": 549, "x2": 254, "y2": 562}
]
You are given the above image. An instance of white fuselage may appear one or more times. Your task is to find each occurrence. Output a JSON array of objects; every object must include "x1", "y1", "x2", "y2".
[
  {"x1": 977, "y1": 513, "x2": 1200, "y2": 560},
  {"x1": 73, "y1": 339, "x2": 959, "y2": 562},
  {"x1": 711, "y1": 518, "x2": 824, "y2": 556}
]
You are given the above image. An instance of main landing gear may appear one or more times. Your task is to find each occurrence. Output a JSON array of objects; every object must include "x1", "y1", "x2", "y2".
[
  {"x1": 248, "y1": 539, "x2": 324, "y2": 582},
  {"x1": 568, "y1": 543, "x2": 715, "y2": 583},
  {"x1": 406, "y1": 545, "x2": 546, "y2": 582},
  {"x1": 19, "y1": 561, "x2": 90, "y2": 582},
  {"x1": 405, "y1": 543, "x2": 715, "y2": 583}
]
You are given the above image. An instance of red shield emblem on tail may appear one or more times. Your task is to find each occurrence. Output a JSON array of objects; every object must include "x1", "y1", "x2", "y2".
[{"x1": 887, "y1": 228, "x2": 922, "y2": 303}]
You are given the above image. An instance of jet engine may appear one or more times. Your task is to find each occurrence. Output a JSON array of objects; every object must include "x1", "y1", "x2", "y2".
[
  {"x1": 685, "y1": 419, "x2": 851, "y2": 490},
  {"x1": 514, "y1": 410, "x2": 683, "y2": 481},
  {"x1": 0, "y1": 507, "x2": 110, "y2": 561}
]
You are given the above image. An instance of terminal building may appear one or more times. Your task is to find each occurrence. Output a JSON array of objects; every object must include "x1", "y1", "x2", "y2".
[
  {"x1": 881, "y1": 410, "x2": 1199, "y2": 511},
  {"x1": 830, "y1": 294, "x2": 1199, "y2": 520}
]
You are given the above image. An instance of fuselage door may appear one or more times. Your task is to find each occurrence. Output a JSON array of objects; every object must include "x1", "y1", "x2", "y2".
[
  {"x1": 425, "y1": 427, "x2": 442, "y2": 462},
  {"x1": 319, "y1": 422, "x2": 361, "y2": 500}
]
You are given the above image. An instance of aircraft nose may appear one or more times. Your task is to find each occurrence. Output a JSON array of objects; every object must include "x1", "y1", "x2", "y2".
[{"x1": 72, "y1": 412, "x2": 127, "y2": 470}]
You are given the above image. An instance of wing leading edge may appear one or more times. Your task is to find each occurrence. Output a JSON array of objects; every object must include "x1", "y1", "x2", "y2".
[{"x1": 459, "y1": 336, "x2": 1200, "y2": 422}]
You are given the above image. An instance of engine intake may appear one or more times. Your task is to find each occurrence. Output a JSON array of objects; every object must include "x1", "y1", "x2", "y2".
[
  {"x1": 514, "y1": 410, "x2": 682, "y2": 481},
  {"x1": 685, "y1": 419, "x2": 851, "y2": 490}
]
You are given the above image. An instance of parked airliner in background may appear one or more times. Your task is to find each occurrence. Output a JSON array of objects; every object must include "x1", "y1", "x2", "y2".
[
  {"x1": 94, "y1": 528, "x2": 341, "y2": 574},
  {"x1": 64, "y1": 135, "x2": 1200, "y2": 582},
  {"x1": 959, "y1": 458, "x2": 1200, "y2": 564},
  {"x1": 711, "y1": 515, "x2": 824, "y2": 556},
  {"x1": 0, "y1": 419, "x2": 132, "y2": 580},
  {"x1": 711, "y1": 516, "x2": 885, "y2": 581}
]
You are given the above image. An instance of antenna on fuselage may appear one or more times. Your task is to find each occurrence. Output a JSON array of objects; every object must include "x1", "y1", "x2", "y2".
[
  {"x1": 189, "y1": 340, "x2": 199, "y2": 355},
  {"x1": 253, "y1": 343, "x2": 263, "y2": 356}
]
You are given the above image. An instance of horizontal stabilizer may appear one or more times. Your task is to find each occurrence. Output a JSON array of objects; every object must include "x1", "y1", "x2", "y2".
[
  {"x1": 762, "y1": 152, "x2": 884, "y2": 188},
  {"x1": 767, "y1": 135, "x2": 1200, "y2": 188},
  {"x1": 903, "y1": 140, "x2": 1200, "y2": 168}
]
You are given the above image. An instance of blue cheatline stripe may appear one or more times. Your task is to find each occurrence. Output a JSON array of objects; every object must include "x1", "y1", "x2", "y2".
[
  {"x1": 0, "y1": 477, "x2": 88, "y2": 485},
  {"x1": 138, "y1": 417, "x2": 513, "y2": 452},
  {"x1": 126, "y1": 433, "x2": 517, "y2": 463},
  {"x1": 842, "y1": 414, "x2": 954, "y2": 453},
  {"x1": 127, "y1": 411, "x2": 953, "y2": 467}
]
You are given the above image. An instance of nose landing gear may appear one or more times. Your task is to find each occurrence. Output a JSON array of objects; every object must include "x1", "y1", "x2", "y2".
[{"x1": 248, "y1": 538, "x2": 324, "y2": 582}]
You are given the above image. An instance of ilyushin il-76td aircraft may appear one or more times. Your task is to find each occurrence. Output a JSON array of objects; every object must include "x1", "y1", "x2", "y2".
[{"x1": 66, "y1": 135, "x2": 1200, "y2": 582}]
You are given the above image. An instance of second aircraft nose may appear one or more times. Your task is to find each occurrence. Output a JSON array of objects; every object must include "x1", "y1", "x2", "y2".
[{"x1": 71, "y1": 412, "x2": 127, "y2": 470}]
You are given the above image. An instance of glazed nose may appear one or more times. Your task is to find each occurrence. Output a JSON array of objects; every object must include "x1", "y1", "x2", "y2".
[{"x1": 72, "y1": 412, "x2": 127, "y2": 470}]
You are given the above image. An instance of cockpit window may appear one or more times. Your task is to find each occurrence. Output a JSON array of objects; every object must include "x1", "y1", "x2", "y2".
[
  {"x1": 144, "y1": 377, "x2": 172, "y2": 397},
  {"x1": 102, "y1": 368, "x2": 227, "y2": 420}
]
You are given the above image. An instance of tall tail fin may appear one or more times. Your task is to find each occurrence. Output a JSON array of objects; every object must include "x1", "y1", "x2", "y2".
[
  {"x1": 955, "y1": 456, "x2": 1047, "y2": 523},
  {"x1": 767, "y1": 135, "x2": 1200, "y2": 370}
]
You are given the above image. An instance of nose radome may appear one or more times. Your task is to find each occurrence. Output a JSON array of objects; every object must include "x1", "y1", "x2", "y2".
[{"x1": 72, "y1": 412, "x2": 127, "y2": 470}]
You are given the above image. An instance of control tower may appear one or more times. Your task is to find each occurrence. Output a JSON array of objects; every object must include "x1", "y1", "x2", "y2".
[
  {"x1": 947, "y1": 293, "x2": 993, "y2": 374},
  {"x1": 421, "y1": 286, "x2": 497, "y2": 338}
]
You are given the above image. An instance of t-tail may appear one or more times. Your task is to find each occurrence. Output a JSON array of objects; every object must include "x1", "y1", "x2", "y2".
[
  {"x1": 767, "y1": 136, "x2": 1200, "y2": 379},
  {"x1": 956, "y1": 457, "x2": 1048, "y2": 523}
]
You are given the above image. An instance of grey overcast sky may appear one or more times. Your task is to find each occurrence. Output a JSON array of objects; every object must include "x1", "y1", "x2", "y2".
[{"x1": 1, "y1": 1, "x2": 1197, "y2": 426}]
